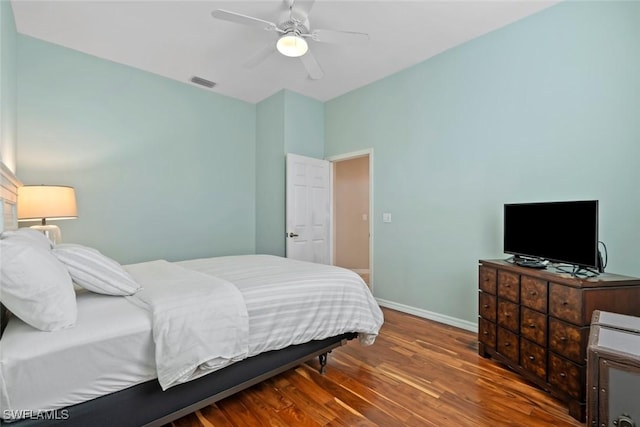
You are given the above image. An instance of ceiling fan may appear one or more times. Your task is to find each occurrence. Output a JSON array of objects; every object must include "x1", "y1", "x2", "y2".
[{"x1": 211, "y1": 0, "x2": 369, "y2": 80}]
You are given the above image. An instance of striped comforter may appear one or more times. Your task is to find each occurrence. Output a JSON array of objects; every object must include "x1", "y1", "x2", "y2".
[
  {"x1": 177, "y1": 255, "x2": 384, "y2": 357},
  {"x1": 125, "y1": 260, "x2": 249, "y2": 390}
]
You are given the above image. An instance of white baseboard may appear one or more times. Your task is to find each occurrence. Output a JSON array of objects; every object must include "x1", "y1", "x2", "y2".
[{"x1": 375, "y1": 298, "x2": 478, "y2": 333}]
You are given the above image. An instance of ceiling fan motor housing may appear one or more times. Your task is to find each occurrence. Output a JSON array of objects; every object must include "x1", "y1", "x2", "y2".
[{"x1": 277, "y1": 20, "x2": 309, "y2": 37}]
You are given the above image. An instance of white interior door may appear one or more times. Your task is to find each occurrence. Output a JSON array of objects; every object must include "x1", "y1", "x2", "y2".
[{"x1": 286, "y1": 153, "x2": 330, "y2": 264}]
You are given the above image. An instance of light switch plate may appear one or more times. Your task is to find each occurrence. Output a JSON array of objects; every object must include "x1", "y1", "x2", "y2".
[{"x1": 383, "y1": 213, "x2": 392, "y2": 223}]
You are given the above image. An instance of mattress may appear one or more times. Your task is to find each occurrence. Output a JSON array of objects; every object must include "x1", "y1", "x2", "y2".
[
  {"x1": 0, "y1": 290, "x2": 155, "y2": 416},
  {"x1": 0, "y1": 255, "x2": 383, "y2": 418}
]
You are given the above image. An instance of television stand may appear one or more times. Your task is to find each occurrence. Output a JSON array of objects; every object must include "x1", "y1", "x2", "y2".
[{"x1": 478, "y1": 259, "x2": 640, "y2": 422}]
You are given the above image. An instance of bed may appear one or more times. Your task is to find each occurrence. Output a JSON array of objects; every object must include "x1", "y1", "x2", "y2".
[{"x1": 0, "y1": 164, "x2": 384, "y2": 426}]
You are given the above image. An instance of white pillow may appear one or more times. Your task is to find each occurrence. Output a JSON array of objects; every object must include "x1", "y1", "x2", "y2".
[
  {"x1": 0, "y1": 227, "x2": 52, "y2": 250},
  {"x1": 52, "y1": 244, "x2": 140, "y2": 296},
  {"x1": 0, "y1": 239, "x2": 77, "y2": 331}
]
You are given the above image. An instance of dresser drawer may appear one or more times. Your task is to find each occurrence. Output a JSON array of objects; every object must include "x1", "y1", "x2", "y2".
[
  {"x1": 479, "y1": 266, "x2": 497, "y2": 295},
  {"x1": 498, "y1": 270, "x2": 520, "y2": 303},
  {"x1": 520, "y1": 338, "x2": 546, "y2": 380},
  {"x1": 549, "y1": 283, "x2": 582, "y2": 325},
  {"x1": 548, "y1": 353, "x2": 585, "y2": 400},
  {"x1": 520, "y1": 276, "x2": 547, "y2": 313},
  {"x1": 549, "y1": 317, "x2": 588, "y2": 364},
  {"x1": 478, "y1": 317, "x2": 496, "y2": 349},
  {"x1": 479, "y1": 292, "x2": 497, "y2": 322},
  {"x1": 521, "y1": 307, "x2": 547, "y2": 346},
  {"x1": 498, "y1": 299, "x2": 519, "y2": 332},
  {"x1": 497, "y1": 327, "x2": 519, "y2": 364}
]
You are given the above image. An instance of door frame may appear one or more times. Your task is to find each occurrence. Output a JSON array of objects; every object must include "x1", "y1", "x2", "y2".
[{"x1": 326, "y1": 148, "x2": 374, "y2": 290}]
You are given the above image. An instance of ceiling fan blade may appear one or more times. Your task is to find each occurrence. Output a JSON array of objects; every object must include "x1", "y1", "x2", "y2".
[
  {"x1": 300, "y1": 50, "x2": 324, "y2": 80},
  {"x1": 212, "y1": 9, "x2": 278, "y2": 31},
  {"x1": 243, "y1": 42, "x2": 276, "y2": 68},
  {"x1": 311, "y1": 29, "x2": 370, "y2": 44}
]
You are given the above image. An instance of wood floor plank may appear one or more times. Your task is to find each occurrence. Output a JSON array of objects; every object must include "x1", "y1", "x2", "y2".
[
  {"x1": 300, "y1": 364, "x2": 413, "y2": 425},
  {"x1": 323, "y1": 398, "x2": 378, "y2": 427},
  {"x1": 169, "y1": 411, "x2": 204, "y2": 427},
  {"x1": 217, "y1": 396, "x2": 263, "y2": 426},
  {"x1": 170, "y1": 308, "x2": 584, "y2": 427},
  {"x1": 238, "y1": 387, "x2": 291, "y2": 427},
  {"x1": 197, "y1": 405, "x2": 234, "y2": 427}
]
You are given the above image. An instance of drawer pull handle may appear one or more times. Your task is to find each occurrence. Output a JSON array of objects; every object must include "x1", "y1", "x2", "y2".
[
  {"x1": 560, "y1": 372, "x2": 566, "y2": 378},
  {"x1": 529, "y1": 324, "x2": 536, "y2": 329},
  {"x1": 505, "y1": 284, "x2": 510, "y2": 288},
  {"x1": 483, "y1": 304, "x2": 489, "y2": 309},
  {"x1": 528, "y1": 355, "x2": 535, "y2": 361},
  {"x1": 483, "y1": 331, "x2": 489, "y2": 335},
  {"x1": 504, "y1": 342, "x2": 510, "y2": 347},
  {"x1": 529, "y1": 291, "x2": 536, "y2": 296},
  {"x1": 560, "y1": 336, "x2": 567, "y2": 342},
  {"x1": 505, "y1": 314, "x2": 511, "y2": 318},
  {"x1": 562, "y1": 301, "x2": 569, "y2": 306}
]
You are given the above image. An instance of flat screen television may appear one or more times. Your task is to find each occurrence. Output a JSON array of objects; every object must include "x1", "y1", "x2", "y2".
[{"x1": 503, "y1": 200, "x2": 599, "y2": 269}]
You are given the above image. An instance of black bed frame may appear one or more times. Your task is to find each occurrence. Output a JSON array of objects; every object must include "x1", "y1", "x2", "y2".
[{"x1": 0, "y1": 304, "x2": 356, "y2": 427}]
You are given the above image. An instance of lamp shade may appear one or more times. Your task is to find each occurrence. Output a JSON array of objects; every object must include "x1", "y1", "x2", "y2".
[
  {"x1": 276, "y1": 33, "x2": 308, "y2": 57},
  {"x1": 17, "y1": 185, "x2": 78, "y2": 222}
]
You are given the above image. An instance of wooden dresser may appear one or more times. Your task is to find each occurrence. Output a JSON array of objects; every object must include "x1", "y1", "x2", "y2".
[{"x1": 477, "y1": 259, "x2": 640, "y2": 422}]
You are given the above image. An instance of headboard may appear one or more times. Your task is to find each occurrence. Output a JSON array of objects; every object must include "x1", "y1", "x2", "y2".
[
  {"x1": 0, "y1": 161, "x2": 21, "y2": 232},
  {"x1": 0, "y1": 161, "x2": 21, "y2": 336}
]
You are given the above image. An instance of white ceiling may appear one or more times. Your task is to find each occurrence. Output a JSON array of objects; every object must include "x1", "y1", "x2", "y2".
[{"x1": 11, "y1": 0, "x2": 558, "y2": 104}]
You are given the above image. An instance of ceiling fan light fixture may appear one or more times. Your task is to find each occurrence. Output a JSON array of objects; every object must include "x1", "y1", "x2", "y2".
[{"x1": 276, "y1": 33, "x2": 308, "y2": 57}]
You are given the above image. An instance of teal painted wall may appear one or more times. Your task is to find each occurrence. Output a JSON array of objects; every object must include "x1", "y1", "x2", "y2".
[
  {"x1": 255, "y1": 90, "x2": 324, "y2": 257},
  {"x1": 13, "y1": 33, "x2": 323, "y2": 265},
  {"x1": 0, "y1": 1, "x2": 17, "y2": 172},
  {"x1": 325, "y1": 1, "x2": 640, "y2": 323},
  {"x1": 284, "y1": 91, "x2": 324, "y2": 158},
  {"x1": 16, "y1": 35, "x2": 256, "y2": 264},
  {"x1": 255, "y1": 91, "x2": 285, "y2": 256}
]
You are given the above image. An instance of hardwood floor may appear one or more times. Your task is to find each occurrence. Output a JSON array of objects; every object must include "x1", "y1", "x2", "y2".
[{"x1": 167, "y1": 308, "x2": 584, "y2": 427}]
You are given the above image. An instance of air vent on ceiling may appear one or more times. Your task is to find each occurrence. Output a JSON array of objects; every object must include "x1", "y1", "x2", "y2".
[{"x1": 190, "y1": 76, "x2": 216, "y2": 88}]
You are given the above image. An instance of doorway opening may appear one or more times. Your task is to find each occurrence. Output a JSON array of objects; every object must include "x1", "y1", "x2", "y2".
[{"x1": 328, "y1": 149, "x2": 373, "y2": 288}]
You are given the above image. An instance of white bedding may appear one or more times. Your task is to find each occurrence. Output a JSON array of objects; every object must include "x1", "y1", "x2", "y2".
[
  {"x1": 0, "y1": 290, "x2": 155, "y2": 415},
  {"x1": 177, "y1": 255, "x2": 383, "y2": 354},
  {"x1": 125, "y1": 260, "x2": 249, "y2": 390},
  {"x1": 0, "y1": 255, "x2": 383, "y2": 418}
]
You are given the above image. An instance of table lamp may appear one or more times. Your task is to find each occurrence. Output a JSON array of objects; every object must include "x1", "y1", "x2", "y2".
[{"x1": 17, "y1": 185, "x2": 78, "y2": 245}]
